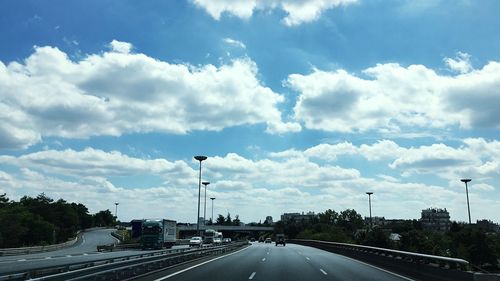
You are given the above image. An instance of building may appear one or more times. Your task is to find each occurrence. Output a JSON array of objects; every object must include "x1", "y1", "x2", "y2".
[
  {"x1": 281, "y1": 212, "x2": 318, "y2": 223},
  {"x1": 264, "y1": 216, "x2": 273, "y2": 225},
  {"x1": 420, "y1": 208, "x2": 451, "y2": 232}
]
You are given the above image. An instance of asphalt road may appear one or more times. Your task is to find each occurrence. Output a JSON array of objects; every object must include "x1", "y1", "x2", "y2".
[
  {"x1": 0, "y1": 228, "x2": 188, "y2": 275},
  {"x1": 142, "y1": 242, "x2": 415, "y2": 281}
]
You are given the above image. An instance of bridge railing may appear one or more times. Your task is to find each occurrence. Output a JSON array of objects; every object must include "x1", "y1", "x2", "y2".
[{"x1": 289, "y1": 239, "x2": 480, "y2": 281}]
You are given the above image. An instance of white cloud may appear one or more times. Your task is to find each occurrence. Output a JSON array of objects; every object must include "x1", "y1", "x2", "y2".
[
  {"x1": 109, "y1": 40, "x2": 132, "y2": 54},
  {"x1": 223, "y1": 38, "x2": 246, "y2": 49},
  {"x1": 190, "y1": 0, "x2": 358, "y2": 26},
  {"x1": 444, "y1": 52, "x2": 473, "y2": 74},
  {"x1": 0, "y1": 42, "x2": 299, "y2": 149},
  {"x1": 0, "y1": 141, "x2": 498, "y2": 222},
  {"x1": 287, "y1": 58, "x2": 500, "y2": 133}
]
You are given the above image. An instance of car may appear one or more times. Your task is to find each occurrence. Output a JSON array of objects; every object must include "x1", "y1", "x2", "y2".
[
  {"x1": 250, "y1": 237, "x2": 256, "y2": 242},
  {"x1": 189, "y1": 236, "x2": 203, "y2": 247},
  {"x1": 222, "y1": 238, "x2": 231, "y2": 244},
  {"x1": 265, "y1": 237, "x2": 272, "y2": 243},
  {"x1": 213, "y1": 237, "x2": 222, "y2": 245},
  {"x1": 275, "y1": 234, "x2": 286, "y2": 246},
  {"x1": 258, "y1": 237, "x2": 264, "y2": 243}
]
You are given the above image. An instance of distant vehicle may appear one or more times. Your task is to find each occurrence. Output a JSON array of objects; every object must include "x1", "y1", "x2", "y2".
[
  {"x1": 189, "y1": 236, "x2": 203, "y2": 247},
  {"x1": 203, "y1": 229, "x2": 217, "y2": 244},
  {"x1": 258, "y1": 237, "x2": 264, "y2": 243},
  {"x1": 275, "y1": 234, "x2": 286, "y2": 246},
  {"x1": 250, "y1": 237, "x2": 256, "y2": 242},
  {"x1": 222, "y1": 238, "x2": 231, "y2": 244},
  {"x1": 213, "y1": 237, "x2": 222, "y2": 245},
  {"x1": 141, "y1": 219, "x2": 176, "y2": 249},
  {"x1": 265, "y1": 237, "x2": 272, "y2": 243}
]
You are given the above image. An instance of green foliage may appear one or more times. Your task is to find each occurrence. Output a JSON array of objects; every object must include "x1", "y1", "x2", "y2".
[
  {"x1": 0, "y1": 193, "x2": 115, "y2": 248},
  {"x1": 216, "y1": 214, "x2": 225, "y2": 225},
  {"x1": 449, "y1": 226, "x2": 497, "y2": 266}
]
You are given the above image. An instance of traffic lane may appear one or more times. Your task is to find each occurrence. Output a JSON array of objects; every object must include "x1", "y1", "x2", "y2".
[
  {"x1": 148, "y1": 242, "x2": 331, "y2": 281},
  {"x1": 0, "y1": 228, "x2": 117, "y2": 262},
  {"x1": 147, "y1": 242, "x2": 412, "y2": 281},
  {"x1": 289, "y1": 243, "x2": 413, "y2": 281},
  {"x1": 146, "y1": 243, "x2": 266, "y2": 281}
]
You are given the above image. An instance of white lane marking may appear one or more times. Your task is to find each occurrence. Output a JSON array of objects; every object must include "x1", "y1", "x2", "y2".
[
  {"x1": 306, "y1": 257, "x2": 310, "y2": 261},
  {"x1": 339, "y1": 255, "x2": 416, "y2": 281},
  {"x1": 17, "y1": 259, "x2": 26, "y2": 262},
  {"x1": 66, "y1": 255, "x2": 72, "y2": 257},
  {"x1": 154, "y1": 246, "x2": 250, "y2": 280},
  {"x1": 83, "y1": 253, "x2": 88, "y2": 256},
  {"x1": 249, "y1": 272, "x2": 256, "y2": 279},
  {"x1": 44, "y1": 257, "x2": 51, "y2": 259},
  {"x1": 320, "y1": 269, "x2": 327, "y2": 275},
  {"x1": 262, "y1": 258, "x2": 266, "y2": 262}
]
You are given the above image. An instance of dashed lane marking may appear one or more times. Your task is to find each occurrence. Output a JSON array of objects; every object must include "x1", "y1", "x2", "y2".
[
  {"x1": 306, "y1": 257, "x2": 310, "y2": 261},
  {"x1": 320, "y1": 269, "x2": 327, "y2": 275},
  {"x1": 249, "y1": 272, "x2": 256, "y2": 279},
  {"x1": 262, "y1": 258, "x2": 266, "y2": 262},
  {"x1": 17, "y1": 259, "x2": 26, "y2": 262},
  {"x1": 44, "y1": 257, "x2": 51, "y2": 259},
  {"x1": 154, "y1": 245, "x2": 250, "y2": 280}
]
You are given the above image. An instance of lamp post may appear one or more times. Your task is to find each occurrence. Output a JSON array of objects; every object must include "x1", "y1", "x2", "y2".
[
  {"x1": 194, "y1": 156, "x2": 207, "y2": 235},
  {"x1": 460, "y1": 179, "x2": 472, "y2": 224},
  {"x1": 210, "y1": 197, "x2": 216, "y2": 224},
  {"x1": 202, "y1": 181, "x2": 210, "y2": 225},
  {"x1": 366, "y1": 192, "x2": 373, "y2": 229},
  {"x1": 114, "y1": 202, "x2": 119, "y2": 219}
]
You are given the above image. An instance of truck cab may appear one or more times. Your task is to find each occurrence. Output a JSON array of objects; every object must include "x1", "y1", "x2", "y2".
[{"x1": 141, "y1": 219, "x2": 176, "y2": 249}]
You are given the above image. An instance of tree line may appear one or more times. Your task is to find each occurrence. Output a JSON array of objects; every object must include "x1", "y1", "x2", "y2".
[
  {"x1": 275, "y1": 208, "x2": 499, "y2": 269},
  {"x1": 0, "y1": 193, "x2": 116, "y2": 248}
]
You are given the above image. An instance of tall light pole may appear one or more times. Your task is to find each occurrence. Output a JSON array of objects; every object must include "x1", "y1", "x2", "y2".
[
  {"x1": 194, "y1": 156, "x2": 207, "y2": 235},
  {"x1": 210, "y1": 197, "x2": 216, "y2": 224},
  {"x1": 461, "y1": 179, "x2": 472, "y2": 224},
  {"x1": 202, "y1": 181, "x2": 210, "y2": 225},
  {"x1": 366, "y1": 192, "x2": 373, "y2": 229},
  {"x1": 114, "y1": 202, "x2": 119, "y2": 219}
]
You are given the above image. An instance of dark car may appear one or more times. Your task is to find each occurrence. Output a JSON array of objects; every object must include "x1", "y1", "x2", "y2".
[
  {"x1": 259, "y1": 237, "x2": 264, "y2": 243},
  {"x1": 265, "y1": 238, "x2": 272, "y2": 243},
  {"x1": 275, "y1": 234, "x2": 286, "y2": 246}
]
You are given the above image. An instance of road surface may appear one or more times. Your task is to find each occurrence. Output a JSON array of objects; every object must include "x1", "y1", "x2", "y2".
[
  {"x1": 141, "y1": 242, "x2": 414, "y2": 281},
  {"x1": 0, "y1": 228, "x2": 181, "y2": 274}
]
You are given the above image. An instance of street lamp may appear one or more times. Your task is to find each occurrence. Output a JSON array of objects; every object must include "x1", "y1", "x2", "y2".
[
  {"x1": 202, "y1": 181, "x2": 210, "y2": 225},
  {"x1": 194, "y1": 155, "x2": 207, "y2": 235},
  {"x1": 460, "y1": 179, "x2": 472, "y2": 224},
  {"x1": 114, "y1": 202, "x2": 119, "y2": 219},
  {"x1": 366, "y1": 192, "x2": 373, "y2": 229},
  {"x1": 210, "y1": 197, "x2": 216, "y2": 224}
]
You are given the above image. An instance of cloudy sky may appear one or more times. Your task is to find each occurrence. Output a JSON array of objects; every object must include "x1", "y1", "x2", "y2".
[{"x1": 1, "y1": 0, "x2": 499, "y2": 224}]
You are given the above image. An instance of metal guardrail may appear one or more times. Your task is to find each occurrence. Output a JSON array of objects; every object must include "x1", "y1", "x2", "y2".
[
  {"x1": 0, "y1": 242, "x2": 248, "y2": 281},
  {"x1": 289, "y1": 239, "x2": 478, "y2": 281}
]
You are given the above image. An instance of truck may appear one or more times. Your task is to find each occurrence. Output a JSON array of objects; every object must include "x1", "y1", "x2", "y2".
[
  {"x1": 141, "y1": 219, "x2": 176, "y2": 249},
  {"x1": 275, "y1": 234, "x2": 286, "y2": 246},
  {"x1": 203, "y1": 229, "x2": 217, "y2": 244}
]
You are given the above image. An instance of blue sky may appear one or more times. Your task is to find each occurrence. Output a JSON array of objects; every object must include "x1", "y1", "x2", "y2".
[{"x1": 0, "y1": 0, "x2": 499, "y2": 224}]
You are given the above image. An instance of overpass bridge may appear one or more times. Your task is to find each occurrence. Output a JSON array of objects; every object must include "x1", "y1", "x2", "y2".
[{"x1": 177, "y1": 225, "x2": 274, "y2": 238}]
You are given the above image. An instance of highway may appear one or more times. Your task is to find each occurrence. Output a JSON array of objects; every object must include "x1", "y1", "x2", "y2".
[
  {"x1": 140, "y1": 242, "x2": 415, "y2": 281},
  {"x1": 0, "y1": 228, "x2": 187, "y2": 275}
]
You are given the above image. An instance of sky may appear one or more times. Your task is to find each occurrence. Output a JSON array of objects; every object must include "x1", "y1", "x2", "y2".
[{"x1": 0, "y1": 0, "x2": 499, "y2": 224}]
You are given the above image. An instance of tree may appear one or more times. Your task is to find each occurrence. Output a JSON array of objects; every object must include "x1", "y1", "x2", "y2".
[
  {"x1": 337, "y1": 209, "x2": 363, "y2": 233},
  {"x1": 319, "y1": 209, "x2": 338, "y2": 225},
  {"x1": 216, "y1": 214, "x2": 225, "y2": 225},
  {"x1": 225, "y1": 213, "x2": 232, "y2": 225},
  {"x1": 233, "y1": 215, "x2": 241, "y2": 226}
]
